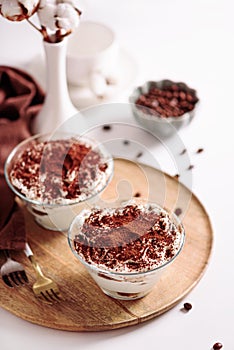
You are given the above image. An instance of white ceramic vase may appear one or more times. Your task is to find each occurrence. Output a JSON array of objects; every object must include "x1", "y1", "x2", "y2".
[{"x1": 32, "y1": 38, "x2": 78, "y2": 134}]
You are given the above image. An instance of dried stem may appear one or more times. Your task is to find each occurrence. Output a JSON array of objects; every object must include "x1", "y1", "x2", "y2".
[{"x1": 26, "y1": 18, "x2": 42, "y2": 34}]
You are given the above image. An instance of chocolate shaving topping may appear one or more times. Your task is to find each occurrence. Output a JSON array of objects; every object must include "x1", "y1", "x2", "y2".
[{"x1": 74, "y1": 204, "x2": 183, "y2": 272}]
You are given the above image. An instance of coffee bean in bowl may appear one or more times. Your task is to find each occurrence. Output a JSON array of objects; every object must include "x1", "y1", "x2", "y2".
[{"x1": 129, "y1": 80, "x2": 199, "y2": 138}]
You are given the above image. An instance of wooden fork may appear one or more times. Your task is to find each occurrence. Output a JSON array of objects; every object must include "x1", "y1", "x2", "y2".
[{"x1": 24, "y1": 243, "x2": 61, "y2": 304}]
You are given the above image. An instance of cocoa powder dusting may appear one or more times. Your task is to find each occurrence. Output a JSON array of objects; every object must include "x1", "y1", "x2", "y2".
[{"x1": 74, "y1": 204, "x2": 183, "y2": 272}]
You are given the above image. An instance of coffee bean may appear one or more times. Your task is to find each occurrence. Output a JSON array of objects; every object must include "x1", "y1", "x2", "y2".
[
  {"x1": 138, "y1": 95, "x2": 146, "y2": 103},
  {"x1": 166, "y1": 91, "x2": 173, "y2": 98},
  {"x1": 187, "y1": 103, "x2": 194, "y2": 111},
  {"x1": 123, "y1": 140, "x2": 130, "y2": 145},
  {"x1": 196, "y1": 148, "x2": 204, "y2": 154},
  {"x1": 180, "y1": 100, "x2": 189, "y2": 108},
  {"x1": 171, "y1": 84, "x2": 179, "y2": 91},
  {"x1": 187, "y1": 165, "x2": 194, "y2": 170},
  {"x1": 174, "y1": 174, "x2": 180, "y2": 179},
  {"x1": 186, "y1": 93, "x2": 194, "y2": 102},
  {"x1": 174, "y1": 208, "x2": 182, "y2": 216},
  {"x1": 156, "y1": 106, "x2": 163, "y2": 114},
  {"x1": 183, "y1": 302, "x2": 192, "y2": 311},
  {"x1": 180, "y1": 148, "x2": 186, "y2": 155},
  {"x1": 151, "y1": 88, "x2": 160, "y2": 95},
  {"x1": 102, "y1": 125, "x2": 111, "y2": 131},
  {"x1": 179, "y1": 91, "x2": 186, "y2": 100},
  {"x1": 164, "y1": 110, "x2": 171, "y2": 117},
  {"x1": 151, "y1": 100, "x2": 159, "y2": 108},
  {"x1": 136, "y1": 152, "x2": 143, "y2": 158},
  {"x1": 134, "y1": 192, "x2": 141, "y2": 197},
  {"x1": 170, "y1": 98, "x2": 178, "y2": 107},
  {"x1": 158, "y1": 97, "x2": 166, "y2": 105},
  {"x1": 213, "y1": 342, "x2": 223, "y2": 350},
  {"x1": 173, "y1": 91, "x2": 180, "y2": 98}
]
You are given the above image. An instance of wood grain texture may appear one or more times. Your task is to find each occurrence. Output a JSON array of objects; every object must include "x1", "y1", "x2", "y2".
[{"x1": 0, "y1": 159, "x2": 213, "y2": 331}]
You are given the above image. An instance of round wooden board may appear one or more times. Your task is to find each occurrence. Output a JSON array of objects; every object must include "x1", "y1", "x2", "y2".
[{"x1": 0, "y1": 159, "x2": 213, "y2": 331}]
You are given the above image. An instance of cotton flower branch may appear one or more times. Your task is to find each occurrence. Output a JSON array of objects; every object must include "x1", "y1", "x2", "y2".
[{"x1": 0, "y1": 0, "x2": 82, "y2": 43}]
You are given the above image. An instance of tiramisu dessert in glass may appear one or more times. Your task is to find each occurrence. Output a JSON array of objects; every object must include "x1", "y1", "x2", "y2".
[
  {"x1": 68, "y1": 201, "x2": 185, "y2": 300},
  {"x1": 4, "y1": 133, "x2": 113, "y2": 231}
]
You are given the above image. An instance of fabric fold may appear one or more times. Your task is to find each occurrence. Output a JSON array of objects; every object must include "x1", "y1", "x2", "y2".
[{"x1": 0, "y1": 66, "x2": 44, "y2": 250}]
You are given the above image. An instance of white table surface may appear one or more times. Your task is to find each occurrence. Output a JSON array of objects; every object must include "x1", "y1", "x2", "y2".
[{"x1": 0, "y1": 0, "x2": 234, "y2": 349}]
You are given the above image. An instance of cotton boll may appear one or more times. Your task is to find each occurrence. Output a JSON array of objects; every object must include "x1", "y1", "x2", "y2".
[
  {"x1": 56, "y1": 3, "x2": 79, "y2": 31},
  {"x1": 64, "y1": 0, "x2": 83, "y2": 13},
  {"x1": 56, "y1": 17, "x2": 70, "y2": 31},
  {"x1": 20, "y1": 0, "x2": 39, "y2": 13},
  {"x1": 0, "y1": 0, "x2": 39, "y2": 21},
  {"x1": 39, "y1": 0, "x2": 55, "y2": 7},
  {"x1": 0, "y1": 0, "x2": 21, "y2": 20},
  {"x1": 38, "y1": 1, "x2": 81, "y2": 32},
  {"x1": 37, "y1": 4, "x2": 57, "y2": 31}
]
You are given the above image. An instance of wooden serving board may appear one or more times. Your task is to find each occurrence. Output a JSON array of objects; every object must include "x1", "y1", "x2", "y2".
[{"x1": 0, "y1": 159, "x2": 213, "y2": 331}]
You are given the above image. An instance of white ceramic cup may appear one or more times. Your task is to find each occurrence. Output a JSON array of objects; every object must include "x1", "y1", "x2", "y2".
[{"x1": 66, "y1": 21, "x2": 119, "y2": 97}]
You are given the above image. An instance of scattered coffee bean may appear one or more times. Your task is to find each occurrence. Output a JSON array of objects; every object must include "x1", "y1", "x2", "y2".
[
  {"x1": 134, "y1": 192, "x2": 141, "y2": 197},
  {"x1": 213, "y1": 342, "x2": 223, "y2": 350},
  {"x1": 174, "y1": 174, "x2": 180, "y2": 179},
  {"x1": 105, "y1": 77, "x2": 117, "y2": 85},
  {"x1": 196, "y1": 148, "x2": 204, "y2": 154},
  {"x1": 123, "y1": 140, "x2": 130, "y2": 145},
  {"x1": 135, "y1": 82, "x2": 198, "y2": 118},
  {"x1": 174, "y1": 208, "x2": 182, "y2": 216},
  {"x1": 183, "y1": 302, "x2": 192, "y2": 311},
  {"x1": 136, "y1": 152, "x2": 143, "y2": 158},
  {"x1": 102, "y1": 125, "x2": 111, "y2": 131},
  {"x1": 187, "y1": 165, "x2": 194, "y2": 170},
  {"x1": 180, "y1": 148, "x2": 187, "y2": 155}
]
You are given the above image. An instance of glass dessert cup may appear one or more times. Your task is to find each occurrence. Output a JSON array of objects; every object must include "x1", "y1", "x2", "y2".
[
  {"x1": 68, "y1": 202, "x2": 185, "y2": 300},
  {"x1": 4, "y1": 133, "x2": 114, "y2": 232}
]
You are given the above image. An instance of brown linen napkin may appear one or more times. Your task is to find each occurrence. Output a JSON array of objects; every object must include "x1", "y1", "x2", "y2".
[{"x1": 0, "y1": 66, "x2": 44, "y2": 250}]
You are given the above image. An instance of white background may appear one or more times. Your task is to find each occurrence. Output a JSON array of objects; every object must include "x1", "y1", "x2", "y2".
[{"x1": 0, "y1": 0, "x2": 234, "y2": 349}]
